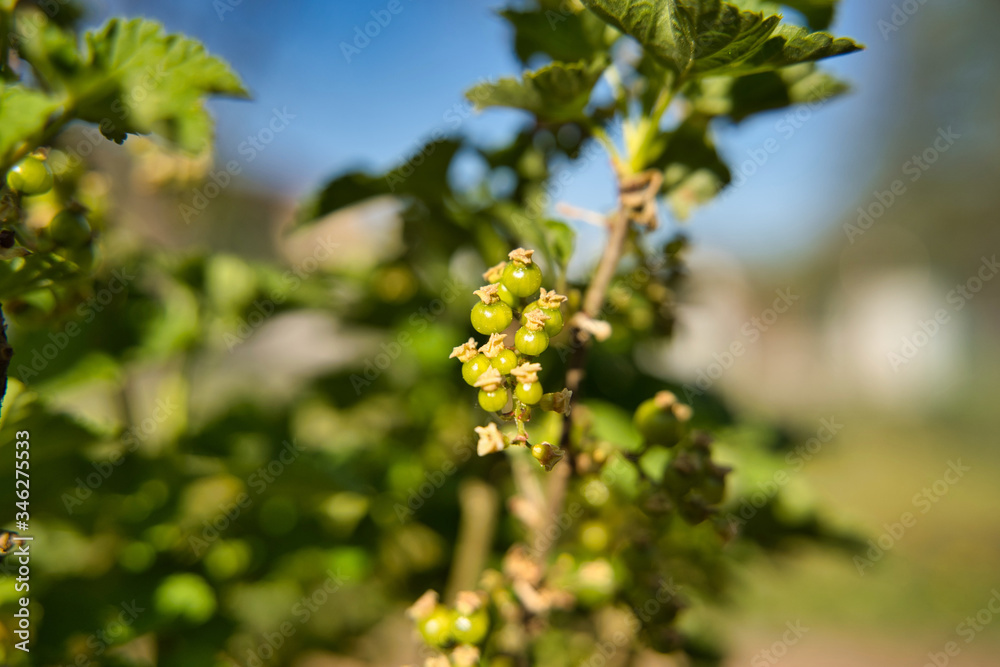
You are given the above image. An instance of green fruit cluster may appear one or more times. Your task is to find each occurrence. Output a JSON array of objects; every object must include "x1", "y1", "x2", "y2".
[
  {"x1": 408, "y1": 590, "x2": 491, "y2": 659},
  {"x1": 633, "y1": 392, "x2": 729, "y2": 524},
  {"x1": 453, "y1": 248, "x2": 570, "y2": 412},
  {"x1": 452, "y1": 248, "x2": 573, "y2": 468}
]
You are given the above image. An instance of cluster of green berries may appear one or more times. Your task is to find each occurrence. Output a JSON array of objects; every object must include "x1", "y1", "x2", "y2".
[
  {"x1": 407, "y1": 590, "x2": 490, "y2": 664},
  {"x1": 633, "y1": 391, "x2": 728, "y2": 523},
  {"x1": 3, "y1": 153, "x2": 95, "y2": 269},
  {"x1": 452, "y1": 248, "x2": 573, "y2": 469},
  {"x1": 453, "y1": 248, "x2": 570, "y2": 413}
]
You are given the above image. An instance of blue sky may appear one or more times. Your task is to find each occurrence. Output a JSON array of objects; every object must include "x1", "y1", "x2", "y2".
[{"x1": 92, "y1": 0, "x2": 913, "y2": 262}]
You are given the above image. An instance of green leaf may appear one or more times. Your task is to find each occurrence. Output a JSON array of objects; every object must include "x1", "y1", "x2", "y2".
[
  {"x1": 298, "y1": 138, "x2": 462, "y2": 225},
  {"x1": 72, "y1": 18, "x2": 248, "y2": 152},
  {"x1": 581, "y1": 0, "x2": 860, "y2": 80},
  {"x1": 465, "y1": 59, "x2": 606, "y2": 123},
  {"x1": 720, "y1": 23, "x2": 862, "y2": 77},
  {"x1": 581, "y1": 0, "x2": 780, "y2": 79},
  {"x1": 648, "y1": 114, "x2": 731, "y2": 219},
  {"x1": 500, "y1": 6, "x2": 609, "y2": 64},
  {"x1": 12, "y1": 7, "x2": 84, "y2": 87},
  {"x1": 0, "y1": 85, "x2": 63, "y2": 164},
  {"x1": 691, "y1": 62, "x2": 848, "y2": 122},
  {"x1": 543, "y1": 219, "x2": 575, "y2": 275},
  {"x1": 586, "y1": 400, "x2": 644, "y2": 453}
]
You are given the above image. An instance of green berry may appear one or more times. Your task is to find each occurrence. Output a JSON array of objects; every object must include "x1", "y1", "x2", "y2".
[
  {"x1": 515, "y1": 380, "x2": 542, "y2": 405},
  {"x1": 418, "y1": 605, "x2": 454, "y2": 648},
  {"x1": 451, "y1": 608, "x2": 489, "y2": 644},
  {"x1": 523, "y1": 302, "x2": 564, "y2": 336},
  {"x1": 478, "y1": 387, "x2": 509, "y2": 412},
  {"x1": 472, "y1": 301, "x2": 513, "y2": 335},
  {"x1": 48, "y1": 209, "x2": 91, "y2": 247},
  {"x1": 58, "y1": 244, "x2": 96, "y2": 271},
  {"x1": 501, "y1": 262, "x2": 542, "y2": 298},
  {"x1": 6, "y1": 155, "x2": 53, "y2": 195},
  {"x1": 462, "y1": 354, "x2": 491, "y2": 386},
  {"x1": 491, "y1": 349, "x2": 518, "y2": 375},
  {"x1": 497, "y1": 282, "x2": 517, "y2": 307},
  {"x1": 580, "y1": 520, "x2": 610, "y2": 552},
  {"x1": 634, "y1": 395, "x2": 690, "y2": 448},
  {"x1": 515, "y1": 327, "x2": 548, "y2": 356}
]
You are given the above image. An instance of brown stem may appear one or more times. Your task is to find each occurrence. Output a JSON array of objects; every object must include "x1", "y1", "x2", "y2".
[
  {"x1": 560, "y1": 207, "x2": 629, "y2": 450},
  {"x1": 533, "y1": 208, "x2": 630, "y2": 565}
]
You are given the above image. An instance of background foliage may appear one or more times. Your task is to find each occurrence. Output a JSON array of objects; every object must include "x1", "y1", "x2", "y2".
[{"x1": 0, "y1": 0, "x2": 998, "y2": 666}]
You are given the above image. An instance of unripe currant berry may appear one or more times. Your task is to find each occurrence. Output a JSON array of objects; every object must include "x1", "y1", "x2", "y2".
[
  {"x1": 471, "y1": 284, "x2": 513, "y2": 335},
  {"x1": 530, "y1": 441, "x2": 564, "y2": 471},
  {"x1": 515, "y1": 380, "x2": 542, "y2": 405},
  {"x1": 538, "y1": 388, "x2": 573, "y2": 415},
  {"x1": 462, "y1": 354, "x2": 491, "y2": 386},
  {"x1": 500, "y1": 248, "x2": 542, "y2": 298},
  {"x1": 418, "y1": 605, "x2": 454, "y2": 648},
  {"x1": 502, "y1": 261, "x2": 542, "y2": 298},
  {"x1": 474, "y1": 367, "x2": 509, "y2": 412},
  {"x1": 515, "y1": 327, "x2": 548, "y2": 356},
  {"x1": 6, "y1": 154, "x2": 53, "y2": 195},
  {"x1": 478, "y1": 388, "x2": 509, "y2": 412},
  {"x1": 525, "y1": 288, "x2": 568, "y2": 336},
  {"x1": 496, "y1": 281, "x2": 517, "y2": 307},
  {"x1": 511, "y1": 361, "x2": 543, "y2": 404},
  {"x1": 633, "y1": 391, "x2": 692, "y2": 448},
  {"x1": 49, "y1": 208, "x2": 92, "y2": 247},
  {"x1": 491, "y1": 349, "x2": 518, "y2": 375},
  {"x1": 523, "y1": 301, "x2": 564, "y2": 336},
  {"x1": 478, "y1": 333, "x2": 517, "y2": 375},
  {"x1": 451, "y1": 608, "x2": 489, "y2": 644}
]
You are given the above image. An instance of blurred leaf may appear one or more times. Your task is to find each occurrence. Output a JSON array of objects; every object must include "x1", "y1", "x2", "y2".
[
  {"x1": 543, "y1": 219, "x2": 575, "y2": 275},
  {"x1": 73, "y1": 18, "x2": 248, "y2": 151},
  {"x1": 691, "y1": 62, "x2": 848, "y2": 121},
  {"x1": 586, "y1": 400, "x2": 643, "y2": 452},
  {"x1": 466, "y1": 59, "x2": 607, "y2": 122},
  {"x1": 500, "y1": 6, "x2": 609, "y2": 64},
  {"x1": 0, "y1": 85, "x2": 63, "y2": 165},
  {"x1": 298, "y1": 138, "x2": 462, "y2": 225},
  {"x1": 648, "y1": 114, "x2": 731, "y2": 219}
]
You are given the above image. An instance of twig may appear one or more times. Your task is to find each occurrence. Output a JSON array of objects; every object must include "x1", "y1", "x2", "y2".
[
  {"x1": 532, "y1": 207, "x2": 630, "y2": 566},
  {"x1": 444, "y1": 478, "x2": 499, "y2": 602}
]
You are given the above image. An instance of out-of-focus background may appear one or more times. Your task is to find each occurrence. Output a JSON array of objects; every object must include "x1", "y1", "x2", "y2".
[{"x1": 5, "y1": 0, "x2": 1000, "y2": 665}]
